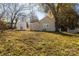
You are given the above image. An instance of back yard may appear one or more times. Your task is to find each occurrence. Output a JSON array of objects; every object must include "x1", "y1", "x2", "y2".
[{"x1": 0, "y1": 30, "x2": 79, "y2": 56}]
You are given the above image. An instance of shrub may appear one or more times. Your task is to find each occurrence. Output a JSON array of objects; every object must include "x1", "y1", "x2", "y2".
[{"x1": 0, "y1": 20, "x2": 8, "y2": 32}]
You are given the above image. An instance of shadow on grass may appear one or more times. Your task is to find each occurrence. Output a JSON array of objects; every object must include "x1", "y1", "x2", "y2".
[
  {"x1": 48, "y1": 31, "x2": 79, "y2": 37},
  {"x1": 32, "y1": 30, "x2": 79, "y2": 37},
  {"x1": 50, "y1": 32, "x2": 74, "y2": 36}
]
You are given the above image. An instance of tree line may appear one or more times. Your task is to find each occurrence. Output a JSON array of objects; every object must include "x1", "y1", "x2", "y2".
[{"x1": 0, "y1": 3, "x2": 79, "y2": 32}]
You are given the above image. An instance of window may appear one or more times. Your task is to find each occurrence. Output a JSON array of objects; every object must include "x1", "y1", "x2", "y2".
[{"x1": 43, "y1": 23, "x2": 48, "y2": 29}]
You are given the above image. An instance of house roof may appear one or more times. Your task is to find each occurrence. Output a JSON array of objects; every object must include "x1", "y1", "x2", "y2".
[
  {"x1": 29, "y1": 15, "x2": 55, "y2": 23},
  {"x1": 40, "y1": 15, "x2": 54, "y2": 21},
  {"x1": 42, "y1": 16, "x2": 51, "y2": 20}
]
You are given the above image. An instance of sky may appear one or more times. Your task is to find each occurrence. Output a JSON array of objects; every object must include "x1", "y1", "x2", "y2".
[
  {"x1": 25, "y1": 3, "x2": 47, "y2": 20},
  {"x1": 35, "y1": 11, "x2": 47, "y2": 20},
  {"x1": 74, "y1": 4, "x2": 79, "y2": 15}
]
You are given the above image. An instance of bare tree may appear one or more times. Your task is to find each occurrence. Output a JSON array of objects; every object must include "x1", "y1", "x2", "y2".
[
  {"x1": 7, "y1": 3, "x2": 27, "y2": 29},
  {"x1": 0, "y1": 4, "x2": 9, "y2": 32},
  {"x1": 0, "y1": 3, "x2": 8, "y2": 20}
]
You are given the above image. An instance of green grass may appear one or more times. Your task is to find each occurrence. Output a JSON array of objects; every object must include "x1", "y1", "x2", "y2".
[{"x1": 0, "y1": 30, "x2": 79, "y2": 56}]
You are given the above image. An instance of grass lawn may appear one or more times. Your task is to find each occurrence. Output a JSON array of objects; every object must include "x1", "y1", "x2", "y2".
[{"x1": 0, "y1": 30, "x2": 79, "y2": 56}]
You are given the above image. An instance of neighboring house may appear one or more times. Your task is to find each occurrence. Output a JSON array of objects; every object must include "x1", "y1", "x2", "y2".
[
  {"x1": 58, "y1": 20, "x2": 79, "y2": 33},
  {"x1": 16, "y1": 20, "x2": 27, "y2": 30},
  {"x1": 16, "y1": 15, "x2": 28, "y2": 30},
  {"x1": 67, "y1": 27, "x2": 79, "y2": 33}
]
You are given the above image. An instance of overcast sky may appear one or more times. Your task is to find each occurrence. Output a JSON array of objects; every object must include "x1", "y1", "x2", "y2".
[
  {"x1": 25, "y1": 3, "x2": 47, "y2": 20},
  {"x1": 75, "y1": 4, "x2": 79, "y2": 15}
]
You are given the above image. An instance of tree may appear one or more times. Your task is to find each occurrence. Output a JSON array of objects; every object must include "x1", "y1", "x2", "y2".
[
  {"x1": 0, "y1": 4, "x2": 9, "y2": 32},
  {"x1": 0, "y1": 4, "x2": 8, "y2": 20},
  {"x1": 42, "y1": 3, "x2": 78, "y2": 32},
  {"x1": 42, "y1": 3, "x2": 61, "y2": 32},
  {"x1": 30, "y1": 11, "x2": 39, "y2": 23},
  {"x1": 7, "y1": 3, "x2": 27, "y2": 29},
  {"x1": 57, "y1": 4, "x2": 78, "y2": 30}
]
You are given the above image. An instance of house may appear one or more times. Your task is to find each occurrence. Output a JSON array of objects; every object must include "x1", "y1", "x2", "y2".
[
  {"x1": 16, "y1": 15, "x2": 55, "y2": 31},
  {"x1": 29, "y1": 22, "x2": 41, "y2": 31},
  {"x1": 29, "y1": 16, "x2": 55, "y2": 31},
  {"x1": 16, "y1": 15, "x2": 28, "y2": 30},
  {"x1": 16, "y1": 20, "x2": 27, "y2": 30},
  {"x1": 39, "y1": 16, "x2": 55, "y2": 31}
]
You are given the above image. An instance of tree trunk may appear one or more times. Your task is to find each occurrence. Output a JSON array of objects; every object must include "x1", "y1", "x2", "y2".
[
  {"x1": 55, "y1": 17, "x2": 59, "y2": 32},
  {"x1": 46, "y1": 3, "x2": 60, "y2": 32},
  {"x1": 14, "y1": 19, "x2": 18, "y2": 28},
  {"x1": 10, "y1": 19, "x2": 14, "y2": 29}
]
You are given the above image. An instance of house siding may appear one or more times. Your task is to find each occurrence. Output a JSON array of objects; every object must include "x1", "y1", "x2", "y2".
[
  {"x1": 30, "y1": 22, "x2": 41, "y2": 31},
  {"x1": 39, "y1": 16, "x2": 55, "y2": 31},
  {"x1": 29, "y1": 16, "x2": 55, "y2": 31},
  {"x1": 16, "y1": 20, "x2": 27, "y2": 30},
  {"x1": 16, "y1": 16, "x2": 55, "y2": 32}
]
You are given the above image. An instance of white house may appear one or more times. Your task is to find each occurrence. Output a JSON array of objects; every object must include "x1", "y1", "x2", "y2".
[
  {"x1": 16, "y1": 20, "x2": 27, "y2": 30},
  {"x1": 16, "y1": 15, "x2": 56, "y2": 31},
  {"x1": 16, "y1": 15, "x2": 28, "y2": 30}
]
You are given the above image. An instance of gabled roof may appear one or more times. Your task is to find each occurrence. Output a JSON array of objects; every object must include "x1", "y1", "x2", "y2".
[
  {"x1": 41, "y1": 16, "x2": 51, "y2": 20},
  {"x1": 40, "y1": 15, "x2": 54, "y2": 21}
]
